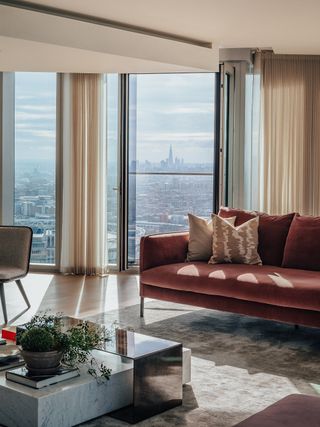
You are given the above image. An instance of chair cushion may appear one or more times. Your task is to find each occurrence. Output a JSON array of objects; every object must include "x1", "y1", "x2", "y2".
[
  {"x1": 233, "y1": 394, "x2": 320, "y2": 427},
  {"x1": 141, "y1": 262, "x2": 320, "y2": 311},
  {"x1": 219, "y1": 207, "x2": 295, "y2": 266},
  {"x1": 282, "y1": 214, "x2": 320, "y2": 271},
  {"x1": 0, "y1": 267, "x2": 26, "y2": 281}
]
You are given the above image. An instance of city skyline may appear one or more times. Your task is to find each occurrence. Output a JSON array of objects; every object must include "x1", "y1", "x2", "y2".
[{"x1": 14, "y1": 72, "x2": 215, "y2": 264}]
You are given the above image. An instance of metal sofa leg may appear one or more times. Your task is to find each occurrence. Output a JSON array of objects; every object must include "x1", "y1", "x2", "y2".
[
  {"x1": 16, "y1": 280, "x2": 31, "y2": 308},
  {"x1": 140, "y1": 297, "x2": 144, "y2": 318},
  {"x1": 0, "y1": 282, "x2": 8, "y2": 324}
]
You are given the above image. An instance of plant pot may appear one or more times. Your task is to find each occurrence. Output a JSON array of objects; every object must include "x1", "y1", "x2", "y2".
[{"x1": 20, "y1": 349, "x2": 63, "y2": 375}]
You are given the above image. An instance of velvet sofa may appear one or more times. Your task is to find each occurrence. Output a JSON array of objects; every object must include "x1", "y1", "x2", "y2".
[{"x1": 139, "y1": 208, "x2": 320, "y2": 328}]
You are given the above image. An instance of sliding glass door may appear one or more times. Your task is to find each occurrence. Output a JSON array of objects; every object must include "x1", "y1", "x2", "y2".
[{"x1": 128, "y1": 73, "x2": 217, "y2": 264}]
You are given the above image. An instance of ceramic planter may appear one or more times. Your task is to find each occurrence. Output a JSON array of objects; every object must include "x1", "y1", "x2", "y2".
[{"x1": 20, "y1": 349, "x2": 63, "y2": 374}]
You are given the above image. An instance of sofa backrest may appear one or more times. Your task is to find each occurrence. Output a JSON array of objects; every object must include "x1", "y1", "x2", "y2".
[{"x1": 282, "y1": 214, "x2": 320, "y2": 271}]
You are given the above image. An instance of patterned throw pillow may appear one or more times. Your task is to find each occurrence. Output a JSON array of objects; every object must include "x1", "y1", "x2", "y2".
[
  {"x1": 187, "y1": 213, "x2": 236, "y2": 262},
  {"x1": 209, "y1": 214, "x2": 262, "y2": 265}
]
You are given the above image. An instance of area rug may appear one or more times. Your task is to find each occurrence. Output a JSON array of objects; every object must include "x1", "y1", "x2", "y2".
[{"x1": 83, "y1": 300, "x2": 320, "y2": 426}]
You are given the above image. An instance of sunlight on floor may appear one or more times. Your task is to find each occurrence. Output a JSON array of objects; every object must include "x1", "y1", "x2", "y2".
[{"x1": 3, "y1": 273, "x2": 53, "y2": 325}]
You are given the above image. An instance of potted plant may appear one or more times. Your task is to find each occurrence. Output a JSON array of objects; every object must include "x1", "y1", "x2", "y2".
[{"x1": 19, "y1": 313, "x2": 112, "y2": 379}]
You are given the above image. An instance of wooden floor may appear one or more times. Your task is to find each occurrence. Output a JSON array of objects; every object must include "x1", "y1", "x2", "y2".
[{"x1": 1, "y1": 272, "x2": 140, "y2": 326}]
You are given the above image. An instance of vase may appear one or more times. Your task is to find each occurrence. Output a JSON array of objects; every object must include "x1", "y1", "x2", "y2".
[{"x1": 20, "y1": 349, "x2": 63, "y2": 375}]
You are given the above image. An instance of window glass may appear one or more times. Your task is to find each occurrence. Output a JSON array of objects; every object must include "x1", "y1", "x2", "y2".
[
  {"x1": 14, "y1": 73, "x2": 57, "y2": 264},
  {"x1": 128, "y1": 73, "x2": 216, "y2": 264},
  {"x1": 104, "y1": 74, "x2": 119, "y2": 266}
]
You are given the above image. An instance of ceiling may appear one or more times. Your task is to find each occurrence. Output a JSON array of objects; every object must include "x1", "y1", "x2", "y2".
[{"x1": 17, "y1": 0, "x2": 320, "y2": 55}]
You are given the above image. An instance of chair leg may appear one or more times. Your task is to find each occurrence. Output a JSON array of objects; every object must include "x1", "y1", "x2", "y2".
[
  {"x1": 0, "y1": 282, "x2": 8, "y2": 324},
  {"x1": 140, "y1": 297, "x2": 144, "y2": 318},
  {"x1": 15, "y1": 280, "x2": 31, "y2": 308}
]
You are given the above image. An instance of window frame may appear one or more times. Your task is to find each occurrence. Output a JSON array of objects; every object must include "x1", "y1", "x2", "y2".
[
  {"x1": 122, "y1": 71, "x2": 221, "y2": 268},
  {"x1": 0, "y1": 71, "x2": 61, "y2": 272},
  {"x1": 1, "y1": 71, "x2": 223, "y2": 273}
]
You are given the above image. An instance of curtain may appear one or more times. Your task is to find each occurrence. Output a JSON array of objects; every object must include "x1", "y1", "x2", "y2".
[
  {"x1": 260, "y1": 52, "x2": 320, "y2": 215},
  {"x1": 60, "y1": 74, "x2": 107, "y2": 275},
  {"x1": 244, "y1": 51, "x2": 263, "y2": 211}
]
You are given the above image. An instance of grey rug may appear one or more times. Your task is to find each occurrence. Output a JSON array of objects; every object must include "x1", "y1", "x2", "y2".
[{"x1": 82, "y1": 300, "x2": 320, "y2": 426}]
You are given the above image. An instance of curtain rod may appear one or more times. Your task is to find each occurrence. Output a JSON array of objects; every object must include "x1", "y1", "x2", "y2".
[{"x1": 0, "y1": 0, "x2": 213, "y2": 49}]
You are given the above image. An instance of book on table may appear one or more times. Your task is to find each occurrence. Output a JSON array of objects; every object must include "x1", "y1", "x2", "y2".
[
  {"x1": 6, "y1": 366, "x2": 79, "y2": 389},
  {"x1": 0, "y1": 345, "x2": 24, "y2": 371}
]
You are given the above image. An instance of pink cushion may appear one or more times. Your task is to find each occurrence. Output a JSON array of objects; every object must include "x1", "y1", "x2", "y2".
[
  {"x1": 219, "y1": 207, "x2": 295, "y2": 266},
  {"x1": 282, "y1": 215, "x2": 320, "y2": 271},
  {"x1": 233, "y1": 394, "x2": 320, "y2": 427},
  {"x1": 141, "y1": 262, "x2": 320, "y2": 311}
]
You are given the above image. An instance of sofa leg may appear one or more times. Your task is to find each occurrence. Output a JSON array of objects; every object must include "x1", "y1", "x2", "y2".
[
  {"x1": 294, "y1": 324, "x2": 299, "y2": 330},
  {"x1": 140, "y1": 297, "x2": 144, "y2": 318}
]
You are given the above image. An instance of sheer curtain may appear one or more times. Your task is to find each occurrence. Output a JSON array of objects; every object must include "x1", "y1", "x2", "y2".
[
  {"x1": 246, "y1": 52, "x2": 320, "y2": 215},
  {"x1": 244, "y1": 51, "x2": 263, "y2": 211},
  {"x1": 60, "y1": 73, "x2": 107, "y2": 275}
]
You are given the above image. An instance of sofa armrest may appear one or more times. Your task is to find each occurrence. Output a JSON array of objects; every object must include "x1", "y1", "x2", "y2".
[{"x1": 140, "y1": 232, "x2": 189, "y2": 273}]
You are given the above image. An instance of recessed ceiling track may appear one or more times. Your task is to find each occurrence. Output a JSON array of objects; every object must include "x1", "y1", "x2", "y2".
[{"x1": 0, "y1": 0, "x2": 212, "y2": 49}]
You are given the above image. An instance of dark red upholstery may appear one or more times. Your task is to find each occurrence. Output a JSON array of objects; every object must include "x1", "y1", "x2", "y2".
[
  {"x1": 233, "y1": 394, "x2": 320, "y2": 427},
  {"x1": 141, "y1": 262, "x2": 320, "y2": 311},
  {"x1": 141, "y1": 285, "x2": 320, "y2": 328},
  {"x1": 282, "y1": 214, "x2": 320, "y2": 271},
  {"x1": 219, "y1": 207, "x2": 257, "y2": 226},
  {"x1": 219, "y1": 207, "x2": 295, "y2": 266},
  {"x1": 140, "y1": 232, "x2": 188, "y2": 272},
  {"x1": 140, "y1": 210, "x2": 320, "y2": 328}
]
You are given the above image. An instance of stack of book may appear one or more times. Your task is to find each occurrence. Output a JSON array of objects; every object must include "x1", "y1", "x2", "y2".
[
  {"x1": 6, "y1": 366, "x2": 80, "y2": 389},
  {"x1": 0, "y1": 345, "x2": 24, "y2": 371},
  {"x1": 1, "y1": 326, "x2": 16, "y2": 342}
]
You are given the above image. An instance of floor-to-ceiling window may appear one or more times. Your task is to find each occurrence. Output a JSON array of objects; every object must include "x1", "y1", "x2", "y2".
[
  {"x1": 1, "y1": 71, "x2": 218, "y2": 270},
  {"x1": 128, "y1": 73, "x2": 217, "y2": 264},
  {"x1": 104, "y1": 74, "x2": 119, "y2": 267},
  {"x1": 14, "y1": 72, "x2": 57, "y2": 264}
]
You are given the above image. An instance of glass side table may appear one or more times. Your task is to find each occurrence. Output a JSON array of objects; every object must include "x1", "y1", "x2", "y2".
[{"x1": 103, "y1": 329, "x2": 183, "y2": 424}]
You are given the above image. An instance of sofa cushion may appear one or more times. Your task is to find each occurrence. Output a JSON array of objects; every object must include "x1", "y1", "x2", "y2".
[
  {"x1": 209, "y1": 215, "x2": 262, "y2": 265},
  {"x1": 187, "y1": 213, "x2": 236, "y2": 262},
  {"x1": 219, "y1": 207, "x2": 295, "y2": 266},
  {"x1": 282, "y1": 215, "x2": 320, "y2": 271},
  {"x1": 141, "y1": 262, "x2": 320, "y2": 312}
]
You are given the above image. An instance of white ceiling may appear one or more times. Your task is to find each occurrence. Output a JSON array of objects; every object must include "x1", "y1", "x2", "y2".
[
  {"x1": 0, "y1": 5, "x2": 218, "y2": 72},
  {"x1": 18, "y1": 0, "x2": 320, "y2": 55}
]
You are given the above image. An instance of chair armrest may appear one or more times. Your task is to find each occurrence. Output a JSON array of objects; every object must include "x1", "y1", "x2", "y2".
[{"x1": 140, "y1": 232, "x2": 189, "y2": 273}]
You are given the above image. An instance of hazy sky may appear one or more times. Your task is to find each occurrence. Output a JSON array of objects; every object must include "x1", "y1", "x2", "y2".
[
  {"x1": 132, "y1": 73, "x2": 216, "y2": 164},
  {"x1": 15, "y1": 73, "x2": 56, "y2": 164},
  {"x1": 15, "y1": 72, "x2": 216, "y2": 166}
]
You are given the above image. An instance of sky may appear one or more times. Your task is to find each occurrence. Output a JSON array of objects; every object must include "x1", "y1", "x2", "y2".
[
  {"x1": 131, "y1": 73, "x2": 216, "y2": 165},
  {"x1": 15, "y1": 72, "x2": 216, "y2": 167},
  {"x1": 15, "y1": 72, "x2": 56, "y2": 164}
]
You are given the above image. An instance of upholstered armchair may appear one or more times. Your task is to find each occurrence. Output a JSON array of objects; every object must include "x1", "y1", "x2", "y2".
[{"x1": 0, "y1": 226, "x2": 33, "y2": 324}]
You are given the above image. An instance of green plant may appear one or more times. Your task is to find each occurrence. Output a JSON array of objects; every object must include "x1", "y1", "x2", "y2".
[
  {"x1": 20, "y1": 328, "x2": 56, "y2": 352},
  {"x1": 20, "y1": 313, "x2": 112, "y2": 380}
]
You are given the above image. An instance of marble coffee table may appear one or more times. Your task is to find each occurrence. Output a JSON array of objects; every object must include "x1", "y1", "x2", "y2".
[
  {"x1": 0, "y1": 334, "x2": 191, "y2": 426},
  {"x1": 0, "y1": 350, "x2": 133, "y2": 427}
]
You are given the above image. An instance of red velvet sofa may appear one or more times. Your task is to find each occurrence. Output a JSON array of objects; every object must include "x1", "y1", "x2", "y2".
[{"x1": 139, "y1": 208, "x2": 320, "y2": 328}]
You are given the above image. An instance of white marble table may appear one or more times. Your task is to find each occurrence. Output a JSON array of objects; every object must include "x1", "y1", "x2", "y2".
[
  {"x1": 0, "y1": 351, "x2": 133, "y2": 427},
  {"x1": 0, "y1": 348, "x2": 191, "y2": 427}
]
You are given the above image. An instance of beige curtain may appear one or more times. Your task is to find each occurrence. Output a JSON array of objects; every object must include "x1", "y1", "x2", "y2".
[
  {"x1": 60, "y1": 74, "x2": 107, "y2": 275},
  {"x1": 244, "y1": 51, "x2": 263, "y2": 211},
  {"x1": 260, "y1": 52, "x2": 320, "y2": 215}
]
